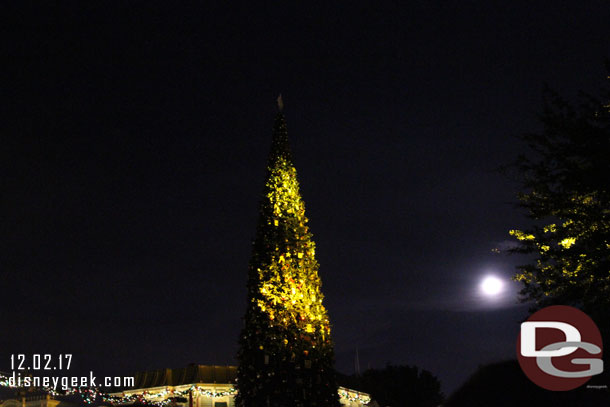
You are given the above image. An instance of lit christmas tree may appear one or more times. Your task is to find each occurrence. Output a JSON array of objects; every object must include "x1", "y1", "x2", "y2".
[{"x1": 236, "y1": 98, "x2": 340, "y2": 407}]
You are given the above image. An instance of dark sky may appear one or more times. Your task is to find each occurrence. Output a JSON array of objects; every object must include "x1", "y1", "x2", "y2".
[{"x1": 2, "y1": 1, "x2": 609, "y2": 395}]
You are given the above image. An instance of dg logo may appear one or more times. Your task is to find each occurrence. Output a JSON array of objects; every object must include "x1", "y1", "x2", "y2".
[{"x1": 517, "y1": 305, "x2": 604, "y2": 391}]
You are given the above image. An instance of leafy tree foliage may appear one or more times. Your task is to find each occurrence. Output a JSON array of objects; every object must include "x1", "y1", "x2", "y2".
[{"x1": 509, "y1": 66, "x2": 610, "y2": 329}]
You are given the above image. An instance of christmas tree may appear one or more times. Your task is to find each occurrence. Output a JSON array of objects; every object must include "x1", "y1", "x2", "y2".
[{"x1": 236, "y1": 100, "x2": 340, "y2": 407}]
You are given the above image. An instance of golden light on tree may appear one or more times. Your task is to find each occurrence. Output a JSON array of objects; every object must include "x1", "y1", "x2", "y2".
[{"x1": 236, "y1": 107, "x2": 339, "y2": 407}]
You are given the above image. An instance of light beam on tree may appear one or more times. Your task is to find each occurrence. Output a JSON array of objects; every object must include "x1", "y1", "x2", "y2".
[{"x1": 235, "y1": 102, "x2": 340, "y2": 407}]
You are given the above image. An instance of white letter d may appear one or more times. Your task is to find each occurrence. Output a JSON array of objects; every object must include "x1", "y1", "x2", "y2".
[{"x1": 521, "y1": 321, "x2": 581, "y2": 357}]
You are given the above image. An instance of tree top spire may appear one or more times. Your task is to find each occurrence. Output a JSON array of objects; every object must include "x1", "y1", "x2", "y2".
[
  {"x1": 277, "y1": 94, "x2": 284, "y2": 112},
  {"x1": 269, "y1": 101, "x2": 292, "y2": 165}
]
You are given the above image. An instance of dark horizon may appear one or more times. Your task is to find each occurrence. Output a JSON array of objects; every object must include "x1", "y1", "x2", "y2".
[{"x1": 3, "y1": 1, "x2": 610, "y2": 396}]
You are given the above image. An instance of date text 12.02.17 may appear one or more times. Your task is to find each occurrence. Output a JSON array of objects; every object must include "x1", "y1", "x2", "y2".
[{"x1": 10, "y1": 354, "x2": 72, "y2": 371}]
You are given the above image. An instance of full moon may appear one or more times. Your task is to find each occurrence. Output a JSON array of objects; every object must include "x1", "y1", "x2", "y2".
[{"x1": 480, "y1": 275, "x2": 504, "y2": 296}]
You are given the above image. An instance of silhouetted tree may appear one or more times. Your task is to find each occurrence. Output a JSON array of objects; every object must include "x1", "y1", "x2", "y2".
[
  {"x1": 445, "y1": 360, "x2": 609, "y2": 406},
  {"x1": 339, "y1": 364, "x2": 443, "y2": 407},
  {"x1": 509, "y1": 64, "x2": 610, "y2": 333}
]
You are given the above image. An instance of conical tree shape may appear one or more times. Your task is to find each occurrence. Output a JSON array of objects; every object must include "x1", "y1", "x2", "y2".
[{"x1": 236, "y1": 112, "x2": 339, "y2": 407}]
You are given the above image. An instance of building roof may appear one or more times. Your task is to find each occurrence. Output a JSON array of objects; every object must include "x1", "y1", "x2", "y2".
[{"x1": 132, "y1": 365, "x2": 236, "y2": 388}]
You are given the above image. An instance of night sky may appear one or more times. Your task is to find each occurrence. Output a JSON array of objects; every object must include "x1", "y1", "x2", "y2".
[{"x1": 3, "y1": 1, "x2": 609, "y2": 395}]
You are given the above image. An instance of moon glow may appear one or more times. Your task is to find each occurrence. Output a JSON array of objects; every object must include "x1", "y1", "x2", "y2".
[{"x1": 480, "y1": 275, "x2": 504, "y2": 297}]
